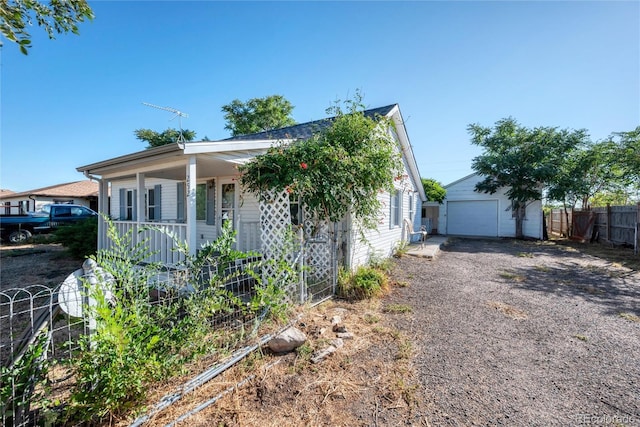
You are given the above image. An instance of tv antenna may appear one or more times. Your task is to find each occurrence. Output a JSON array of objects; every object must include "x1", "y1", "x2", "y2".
[{"x1": 142, "y1": 102, "x2": 189, "y2": 143}]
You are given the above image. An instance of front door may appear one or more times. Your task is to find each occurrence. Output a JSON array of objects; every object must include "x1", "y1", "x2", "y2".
[{"x1": 219, "y1": 180, "x2": 236, "y2": 232}]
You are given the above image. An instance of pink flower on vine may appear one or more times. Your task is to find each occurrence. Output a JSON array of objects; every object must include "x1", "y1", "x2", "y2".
[{"x1": 300, "y1": 162, "x2": 308, "y2": 169}]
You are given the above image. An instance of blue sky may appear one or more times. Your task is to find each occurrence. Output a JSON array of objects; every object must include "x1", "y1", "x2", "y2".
[{"x1": 1, "y1": 1, "x2": 638, "y2": 192}]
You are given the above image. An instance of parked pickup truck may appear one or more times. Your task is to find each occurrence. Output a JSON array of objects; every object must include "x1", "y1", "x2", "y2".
[{"x1": 0, "y1": 204, "x2": 97, "y2": 243}]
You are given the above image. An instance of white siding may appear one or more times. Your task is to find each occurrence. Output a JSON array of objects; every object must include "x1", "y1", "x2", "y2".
[
  {"x1": 349, "y1": 172, "x2": 420, "y2": 268},
  {"x1": 110, "y1": 178, "x2": 178, "y2": 222},
  {"x1": 439, "y1": 174, "x2": 543, "y2": 239}
]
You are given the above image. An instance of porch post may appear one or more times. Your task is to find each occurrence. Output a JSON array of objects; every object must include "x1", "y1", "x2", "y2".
[
  {"x1": 97, "y1": 179, "x2": 109, "y2": 250},
  {"x1": 136, "y1": 173, "x2": 145, "y2": 224},
  {"x1": 186, "y1": 155, "x2": 197, "y2": 257}
]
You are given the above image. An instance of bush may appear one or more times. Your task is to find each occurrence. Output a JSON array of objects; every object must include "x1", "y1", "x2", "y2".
[
  {"x1": 51, "y1": 216, "x2": 98, "y2": 258},
  {"x1": 338, "y1": 265, "x2": 389, "y2": 300},
  {"x1": 64, "y1": 218, "x2": 294, "y2": 424}
]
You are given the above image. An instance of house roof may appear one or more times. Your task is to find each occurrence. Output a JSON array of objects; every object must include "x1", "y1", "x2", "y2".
[
  {"x1": 77, "y1": 103, "x2": 426, "y2": 201},
  {"x1": 444, "y1": 173, "x2": 481, "y2": 188},
  {"x1": 0, "y1": 189, "x2": 15, "y2": 196},
  {"x1": 0, "y1": 180, "x2": 99, "y2": 200},
  {"x1": 224, "y1": 104, "x2": 397, "y2": 141}
]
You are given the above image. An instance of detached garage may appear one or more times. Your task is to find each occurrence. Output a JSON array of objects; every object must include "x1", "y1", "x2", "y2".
[{"x1": 438, "y1": 173, "x2": 543, "y2": 239}]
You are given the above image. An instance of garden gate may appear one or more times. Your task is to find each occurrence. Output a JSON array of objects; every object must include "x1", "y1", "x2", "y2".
[{"x1": 259, "y1": 190, "x2": 339, "y2": 303}]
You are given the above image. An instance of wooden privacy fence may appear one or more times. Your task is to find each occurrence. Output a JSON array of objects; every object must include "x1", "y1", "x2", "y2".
[{"x1": 546, "y1": 203, "x2": 640, "y2": 251}]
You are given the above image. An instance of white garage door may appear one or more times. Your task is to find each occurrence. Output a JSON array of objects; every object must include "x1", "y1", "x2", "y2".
[{"x1": 447, "y1": 200, "x2": 498, "y2": 237}]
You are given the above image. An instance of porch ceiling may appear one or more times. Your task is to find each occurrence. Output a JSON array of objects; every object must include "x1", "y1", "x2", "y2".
[{"x1": 101, "y1": 150, "x2": 267, "y2": 181}]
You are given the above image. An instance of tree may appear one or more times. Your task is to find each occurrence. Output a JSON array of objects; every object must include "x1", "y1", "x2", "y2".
[
  {"x1": 469, "y1": 117, "x2": 587, "y2": 239},
  {"x1": 421, "y1": 178, "x2": 446, "y2": 204},
  {"x1": 134, "y1": 128, "x2": 196, "y2": 149},
  {"x1": 547, "y1": 139, "x2": 623, "y2": 210},
  {"x1": 222, "y1": 95, "x2": 296, "y2": 136},
  {"x1": 1, "y1": 0, "x2": 94, "y2": 54},
  {"x1": 239, "y1": 94, "x2": 403, "y2": 231},
  {"x1": 615, "y1": 126, "x2": 640, "y2": 184}
]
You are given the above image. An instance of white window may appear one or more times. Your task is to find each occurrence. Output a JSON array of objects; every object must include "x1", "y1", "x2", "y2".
[
  {"x1": 125, "y1": 190, "x2": 134, "y2": 220},
  {"x1": 196, "y1": 183, "x2": 207, "y2": 221},
  {"x1": 390, "y1": 190, "x2": 401, "y2": 228},
  {"x1": 146, "y1": 186, "x2": 162, "y2": 221},
  {"x1": 290, "y1": 194, "x2": 302, "y2": 226}
]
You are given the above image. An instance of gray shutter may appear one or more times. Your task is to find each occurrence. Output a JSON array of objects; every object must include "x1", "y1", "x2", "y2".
[
  {"x1": 206, "y1": 179, "x2": 215, "y2": 225},
  {"x1": 177, "y1": 182, "x2": 185, "y2": 222},
  {"x1": 133, "y1": 190, "x2": 137, "y2": 221},
  {"x1": 389, "y1": 193, "x2": 393, "y2": 229},
  {"x1": 154, "y1": 184, "x2": 162, "y2": 220},
  {"x1": 119, "y1": 188, "x2": 126, "y2": 220}
]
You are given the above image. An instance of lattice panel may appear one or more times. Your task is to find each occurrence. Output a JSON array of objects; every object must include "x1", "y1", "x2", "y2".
[{"x1": 259, "y1": 189, "x2": 293, "y2": 279}]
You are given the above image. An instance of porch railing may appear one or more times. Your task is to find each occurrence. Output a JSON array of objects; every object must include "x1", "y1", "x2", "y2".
[
  {"x1": 107, "y1": 221, "x2": 188, "y2": 265},
  {"x1": 103, "y1": 221, "x2": 262, "y2": 265}
]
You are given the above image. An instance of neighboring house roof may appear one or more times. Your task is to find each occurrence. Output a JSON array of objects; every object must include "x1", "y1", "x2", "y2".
[
  {"x1": 224, "y1": 104, "x2": 397, "y2": 141},
  {"x1": 0, "y1": 180, "x2": 99, "y2": 200},
  {"x1": 0, "y1": 189, "x2": 15, "y2": 196}
]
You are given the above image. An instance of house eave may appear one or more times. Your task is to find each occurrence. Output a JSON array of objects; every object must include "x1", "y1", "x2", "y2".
[
  {"x1": 77, "y1": 143, "x2": 183, "y2": 176},
  {"x1": 387, "y1": 106, "x2": 427, "y2": 202}
]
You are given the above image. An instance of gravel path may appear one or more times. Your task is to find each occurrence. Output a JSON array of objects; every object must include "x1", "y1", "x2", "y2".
[{"x1": 387, "y1": 238, "x2": 640, "y2": 427}]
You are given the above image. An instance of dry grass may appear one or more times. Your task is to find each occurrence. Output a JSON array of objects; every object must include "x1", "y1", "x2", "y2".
[
  {"x1": 619, "y1": 312, "x2": 640, "y2": 323},
  {"x1": 114, "y1": 298, "x2": 422, "y2": 427},
  {"x1": 550, "y1": 238, "x2": 640, "y2": 272},
  {"x1": 499, "y1": 271, "x2": 527, "y2": 282},
  {"x1": 487, "y1": 301, "x2": 528, "y2": 320}
]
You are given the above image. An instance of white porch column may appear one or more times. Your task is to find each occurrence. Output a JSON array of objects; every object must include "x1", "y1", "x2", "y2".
[
  {"x1": 186, "y1": 155, "x2": 197, "y2": 257},
  {"x1": 136, "y1": 172, "x2": 145, "y2": 224},
  {"x1": 97, "y1": 179, "x2": 109, "y2": 250}
]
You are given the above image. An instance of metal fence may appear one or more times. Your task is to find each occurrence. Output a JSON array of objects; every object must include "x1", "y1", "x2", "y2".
[{"x1": 1, "y1": 242, "x2": 335, "y2": 427}]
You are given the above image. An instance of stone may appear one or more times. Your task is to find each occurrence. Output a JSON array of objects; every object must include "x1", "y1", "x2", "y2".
[
  {"x1": 267, "y1": 326, "x2": 307, "y2": 353},
  {"x1": 336, "y1": 332, "x2": 354, "y2": 339},
  {"x1": 310, "y1": 338, "x2": 345, "y2": 363},
  {"x1": 332, "y1": 324, "x2": 347, "y2": 333}
]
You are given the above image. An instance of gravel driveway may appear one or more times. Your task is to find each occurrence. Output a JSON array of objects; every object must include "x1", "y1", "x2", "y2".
[{"x1": 387, "y1": 238, "x2": 640, "y2": 426}]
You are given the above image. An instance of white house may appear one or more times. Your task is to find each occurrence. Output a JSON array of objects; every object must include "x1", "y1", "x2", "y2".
[
  {"x1": 0, "y1": 180, "x2": 99, "y2": 214},
  {"x1": 77, "y1": 104, "x2": 426, "y2": 268},
  {"x1": 438, "y1": 173, "x2": 543, "y2": 239}
]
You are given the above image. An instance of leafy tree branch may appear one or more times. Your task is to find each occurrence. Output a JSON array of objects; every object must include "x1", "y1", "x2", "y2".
[{"x1": 1, "y1": 0, "x2": 94, "y2": 54}]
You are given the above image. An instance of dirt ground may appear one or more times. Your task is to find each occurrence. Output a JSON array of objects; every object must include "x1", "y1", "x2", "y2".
[
  {"x1": 1, "y1": 239, "x2": 639, "y2": 426},
  {"x1": 0, "y1": 242, "x2": 83, "y2": 291},
  {"x1": 388, "y1": 238, "x2": 640, "y2": 426}
]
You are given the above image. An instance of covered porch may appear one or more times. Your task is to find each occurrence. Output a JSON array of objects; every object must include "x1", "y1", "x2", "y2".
[{"x1": 77, "y1": 140, "x2": 278, "y2": 265}]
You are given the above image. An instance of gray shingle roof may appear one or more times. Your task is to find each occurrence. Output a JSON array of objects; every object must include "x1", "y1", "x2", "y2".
[{"x1": 223, "y1": 104, "x2": 397, "y2": 141}]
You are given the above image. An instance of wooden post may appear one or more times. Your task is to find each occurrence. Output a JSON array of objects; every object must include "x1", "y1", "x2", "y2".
[
  {"x1": 606, "y1": 204, "x2": 612, "y2": 243},
  {"x1": 636, "y1": 202, "x2": 639, "y2": 255}
]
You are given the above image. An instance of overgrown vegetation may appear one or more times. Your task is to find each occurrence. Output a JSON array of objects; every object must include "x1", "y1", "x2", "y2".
[
  {"x1": 59, "y1": 219, "x2": 295, "y2": 424},
  {"x1": 337, "y1": 265, "x2": 389, "y2": 300},
  {"x1": 239, "y1": 92, "x2": 403, "y2": 232},
  {"x1": 0, "y1": 332, "x2": 50, "y2": 426},
  {"x1": 51, "y1": 216, "x2": 98, "y2": 259}
]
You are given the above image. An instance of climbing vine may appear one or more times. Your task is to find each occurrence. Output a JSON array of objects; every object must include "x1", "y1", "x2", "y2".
[{"x1": 239, "y1": 94, "x2": 403, "y2": 230}]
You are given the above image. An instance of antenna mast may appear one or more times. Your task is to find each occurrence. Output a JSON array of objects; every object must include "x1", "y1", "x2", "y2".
[{"x1": 142, "y1": 102, "x2": 189, "y2": 143}]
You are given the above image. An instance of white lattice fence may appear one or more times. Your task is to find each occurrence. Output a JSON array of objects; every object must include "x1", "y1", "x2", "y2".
[
  {"x1": 259, "y1": 191, "x2": 336, "y2": 302},
  {"x1": 259, "y1": 190, "x2": 297, "y2": 284}
]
